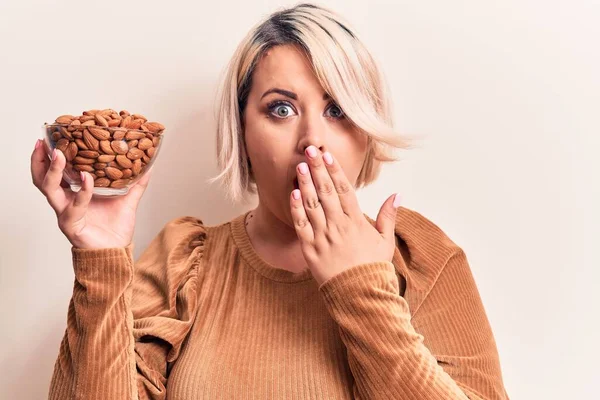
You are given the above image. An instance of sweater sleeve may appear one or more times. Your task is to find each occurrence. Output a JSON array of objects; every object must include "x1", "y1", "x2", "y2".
[
  {"x1": 47, "y1": 217, "x2": 207, "y2": 400},
  {"x1": 317, "y1": 249, "x2": 509, "y2": 400}
]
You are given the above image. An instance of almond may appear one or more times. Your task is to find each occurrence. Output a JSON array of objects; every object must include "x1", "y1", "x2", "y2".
[
  {"x1": 97, "y1": 154, "x2": 116, "y2": 163},
  {"x1": 110, "y1": 179, "x2": 130, "y2": 188},
  {"x1": 138, "y1": 138, "x2": 153, "y2": 151},
  {"x1": 73, "y1": 156, "x2": 95, "y2": 165},
  {"x1": 126, "y1": 148, "x2": 145, "y2": 160},
  {"x1": 116, "y1": 155, "x2": 133, "y2": 168},
  {"x1": 121, "y1": 169, "x2": 133, "y2": 179},
  {"x1": 94, "y1": 177, "x2": 111, "y2": 187},
  {"x1": 83, "y1": 130, "x2": 100, "y2": 151},
  {"x1": 73, "y1": 164, "x2": 95, "y2": 172},
  {"x1": 79, "y1": 150, "x2": 100, "y2": 159},
  {"x1": 66, "y1": 142, "x2": 78, "y2": 161},
  {"x1": 95, "y1": 114, "x2": 109, "y2": 127},
  {"x1": 88, "y1": 127, "x2": 111, "y2": 140},
  {"x1": 125, "y1": 130, "x2": 146, "y2": 140},
  {"x1": 120, "y1": 115, "x2": 132, "y2": 128},
  {"x1": 144, "y1": 122, "x2": 165, "y2": 133},
  {"x1": 108, "y1": 118, "x2": 121, "y2": 127},
  {"x1": 113, "y1": 129, "x2": 126, "y2": 140},
  {"x1": 132, "y1": 159, "x2": 142, "y2": 175},
  {"x1": 56, "y1": 115, "x2": 75, "y2": 124},
  {"x1": 55, "y1": 138, "x2": 69, "y2": 152},
  {"x1": 111, "y1": 140, "x2": 129, "y2": 155},
  {"x1": 105, "y1": 167, "x2": 124, "y2": 180},
  {"x1": 128, "y1": 119, "x2": 143, "y2": 130},
  {"x1": 100, "y1": 140, "x2": 115, "y2": 155},
  {"x1": 132, "y1": 113, "x2": 147, "y2": 122},
  {"x1": 146, "y1": 147, "x2": 156, "y2": 158},
  {"x1": 75, "y1": 138, "x2": 89, "y2": 150}
]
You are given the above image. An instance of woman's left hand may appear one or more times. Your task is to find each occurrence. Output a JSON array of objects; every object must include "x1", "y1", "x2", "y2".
[{"x1": 290, "y1": 145, "x2": 402, "y2": 286}]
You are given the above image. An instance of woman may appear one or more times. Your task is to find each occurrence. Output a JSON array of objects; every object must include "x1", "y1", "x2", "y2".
[{"x1": 33, "y1": 3, "x2": 509, "y2": 399}]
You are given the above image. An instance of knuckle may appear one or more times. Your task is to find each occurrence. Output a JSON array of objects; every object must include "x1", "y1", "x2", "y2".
[
  {"x1": 305, "y1": 197, "x2": 321, "y2": 210},
  {"x1": 295, "y1": 217, "x2": 310, "y2": 229},
  {"x1": 299, "y1": 176, "x2": 311, "y2": 186},
  {"x1": 336, "y1": 181, "x2": 352, "y2": 195},
  {"x1": 316, "y1": 181, "x2": 334, "y2": 195}
]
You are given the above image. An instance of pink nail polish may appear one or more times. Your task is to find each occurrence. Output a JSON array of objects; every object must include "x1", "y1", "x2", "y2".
[
  {"x1": 393, "y1": 193, "x2": 401, "y2": 208},
  {"x1": 299, "y1": 163, "x2": 309, "y2": 174},
  {"x1": 52, "y1": 149, "x2": 57, "y2": 161},
  {"x1": 80, "y1": 171, "x2": 85, "y2": 183},
  {"x1": 323, "y1": 152, "x2": 333, "y2": 165},
  {"x1": 292, "y1": 189, "x2": 301, "y2": 200},
  {"x1": 35, "y1": 139, "x2": 41, "y2": 150},
  {"x1": 306, "y1": 146, "x2": 317, "y2": 158}
]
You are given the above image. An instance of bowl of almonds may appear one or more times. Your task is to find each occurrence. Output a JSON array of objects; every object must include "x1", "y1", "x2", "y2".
[{"x1": 41, "y1": 108, "x2": 165, "y2": 196}]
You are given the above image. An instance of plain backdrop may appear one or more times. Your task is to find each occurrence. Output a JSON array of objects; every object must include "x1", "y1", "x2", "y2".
[{"x1": 1, "y1": 0, "x2": 598, "y2": 398}]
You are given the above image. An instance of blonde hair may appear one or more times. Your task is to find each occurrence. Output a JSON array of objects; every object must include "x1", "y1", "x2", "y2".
[{"x1": 210, "y1": 2, "x2": 414, "y2": 203}]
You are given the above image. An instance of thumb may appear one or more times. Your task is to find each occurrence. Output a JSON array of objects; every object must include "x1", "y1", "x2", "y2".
[{"x1": 375, "y1": 193, "x2": 401, "y2": 240}]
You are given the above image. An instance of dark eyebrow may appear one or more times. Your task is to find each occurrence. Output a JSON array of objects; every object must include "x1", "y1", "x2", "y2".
[{"x1": 261, "y1": 88, "x2": 331, "y2": 101}]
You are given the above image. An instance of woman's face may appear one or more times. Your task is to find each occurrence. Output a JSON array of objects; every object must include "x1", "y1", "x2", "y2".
[{"x1": 243, "y1": 44, "x2": 369, "y2": 227}]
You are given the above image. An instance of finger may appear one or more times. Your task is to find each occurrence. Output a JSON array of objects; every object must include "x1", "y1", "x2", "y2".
[
  {"x1": 126, "y1": 165, "x2": 154, "y2": 205},
  {"x1": 32, "y1": 139, "x2": 70, "y2": 189},
  {"x1": 63, "y1": 171, "x2": 94, "y2": 223},
  {"x1": 297, "y1": 161, "x2": 327, "y2": 232},
  {"x1": 290, "y1": 188, "x2": 314, "y2": 243},
  {"x1": 322, "y1": 151, "x2": 362, "y2": 218},
  {"x1": 375, "y1": 193, "x2": 400, "y2": 240},
  {"x1": 31, "y1": 139, "x2": 50, "y2": 189},
  {"x1": 40, "y1": 147, "x2": 70, "y2": 215},
  {"x1": 304, "y1": 145, "x2": 343, "y2": 219}
]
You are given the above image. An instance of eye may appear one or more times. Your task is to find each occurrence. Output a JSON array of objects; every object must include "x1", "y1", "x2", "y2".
[
  {"x1": 267, "y1": 101, "x2": 297, "y2": 119},
  {"x1": 325, "y1": 103, "x2": 345, "y2": 119}
]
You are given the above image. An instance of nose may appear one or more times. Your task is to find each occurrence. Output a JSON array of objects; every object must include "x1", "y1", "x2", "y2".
[{"x1": 296, "y1": 113, "x2": 328, "y2": 155}]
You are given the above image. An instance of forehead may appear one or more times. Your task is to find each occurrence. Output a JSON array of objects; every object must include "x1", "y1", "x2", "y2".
[{"x1": 252, "y1": 45, "x2": 322, "y2": 95}]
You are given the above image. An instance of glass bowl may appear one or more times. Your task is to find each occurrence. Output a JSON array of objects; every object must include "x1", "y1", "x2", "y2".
[{"x1": 41, "y1": 122, "x2": 164, "y2": 197}]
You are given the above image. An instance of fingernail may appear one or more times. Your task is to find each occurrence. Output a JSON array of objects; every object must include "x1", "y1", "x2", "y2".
[
  {"x1": 292, "y1": 189, "x2": 301, "y2": 200},
  {"x1": 80, "y1": 171, "x2": 85, "y2": 183},
  {"x1": 298, "y1": 162, "x2": 309, "y2": 175},
  {"x1": 35, "y1": 139, "x2": 41, "y2": 150},
  {"x1": 52, "y1": 149, "x2": 57, "y2": 161},
  {"x1": 393, "y1": 193, "x2": 401, "y2": 208},
  {"x1": 306, "y1": 146, "x2": 317, "y2": 158},
  {"x1": 323, "y1": 152, "x2": 333, "y2": 165}
]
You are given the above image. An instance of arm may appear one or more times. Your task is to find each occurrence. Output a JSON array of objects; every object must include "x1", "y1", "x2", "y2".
[
  {"x1": 48, "y1": 217, "x2": 206, "y2": 400},
  {"x1": 318, "y1": 249, "x2": 509, "y2": 400}
]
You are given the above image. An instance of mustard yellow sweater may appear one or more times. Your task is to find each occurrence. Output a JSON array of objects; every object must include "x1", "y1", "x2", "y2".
[{"x1": 48, "y1": 206, "x2": 509, "y2": 399}]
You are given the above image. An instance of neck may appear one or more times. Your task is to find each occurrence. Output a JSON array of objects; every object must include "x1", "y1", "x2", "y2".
[{"x1": 248, "y1": 202, "x2": 300, "y2": 249}]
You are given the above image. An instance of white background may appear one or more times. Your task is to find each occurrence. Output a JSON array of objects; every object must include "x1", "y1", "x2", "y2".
[{"x1": 1, "y1": 1, "x2": 598, "y2": 398}]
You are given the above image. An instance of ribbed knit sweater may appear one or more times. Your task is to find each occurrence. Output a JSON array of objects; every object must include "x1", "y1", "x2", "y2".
[{"x1": 47, "y1": 206, "x2": 509, "y2": 399}]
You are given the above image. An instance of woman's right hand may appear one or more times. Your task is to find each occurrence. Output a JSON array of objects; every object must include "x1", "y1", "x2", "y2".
[{"x1": 30, "y1": 138, "x2": 154, "y2": 250}]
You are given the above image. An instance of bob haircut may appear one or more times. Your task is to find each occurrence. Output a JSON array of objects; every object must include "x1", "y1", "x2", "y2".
[{"x1": 210, "y1": 2, "x2": 413, "y2": 203}]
